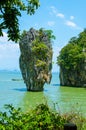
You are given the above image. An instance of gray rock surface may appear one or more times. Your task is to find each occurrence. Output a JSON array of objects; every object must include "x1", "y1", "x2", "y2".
[
  {"x1": 19, "y1": 28, "x2": 53, "y2": 91},
  {"x1": 59, "y1": 48, "x2": 86, "y2": 87}
]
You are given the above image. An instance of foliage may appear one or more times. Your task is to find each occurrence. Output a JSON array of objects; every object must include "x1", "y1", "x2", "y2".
[
  {"x1": 19, "y1": 28, "x2": 55, "y2": 91},
  {"x1": 20, "y1": 28, "x2": 54, "y2": 71},
  {"x1": 31, "y1": 28, "x2": 55, "y2": 70},
  {"x1": 0, "y1": 104, "x2": 86, "y2": 130},
  {"x1": 38, "y1": 28, "x2": 56, "y2": 42},
  {"x1": 0, "y1": 104, "x2": 66, "y2": 130},
  {"x1": 32, "y1": 40, "x2": 49, "y2": 70},
  {"x1": 0, "y1": 0, "x2": 40, "y2": 42},
  {"x1": 57, "y1": 29, "x2": 86, "y2": 70},
  {"x1": 32, "y1": 40, "x2": 49, "y2": 59}
]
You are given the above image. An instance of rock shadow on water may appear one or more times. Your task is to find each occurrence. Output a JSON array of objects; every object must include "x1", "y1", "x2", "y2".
[
  {"x1": 13, "y1": 88, "x2": 27, "y2": 92},
  {"x1": 13, "y1": 88, "x2": 44, "y2": 92}
]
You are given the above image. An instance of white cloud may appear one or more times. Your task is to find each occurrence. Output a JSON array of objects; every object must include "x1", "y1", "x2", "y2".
[
  {"x1": 0, "y1": 43, "x2": 20, "y2": 70},
  {"x1": 56, "y1": 13, "x2": 65, "y2": 18},
  {"x1": 0, "y1": 32, "x2": 20, "y2": 70},
  {"x1": 65, "y1": 20, "x2": 76, "y2": 28},
  {"x1": 50, "y1": 6, "x2": 82, "y2": 31},
  {"x1": 65, "y1": 20, "x2": 83, "y2": 31},
  {"x1": 47, "y1": 21, "x2": 55, "y2": 26},
  {"x1": 50, "y1": 6, "x2": 57, "y2": 14},
  {"x1": 70, "y1": 16, "x2": 74, "y2": 20},
  {"x1": 0, "y1": 32, "x2": 8, "y2": 43},
  {"x1": 0, "y1": 32, "x2": 15, "y2": 44},
  {"x1": 50, "y1": 6, "x2": 65, "y2": 19}
]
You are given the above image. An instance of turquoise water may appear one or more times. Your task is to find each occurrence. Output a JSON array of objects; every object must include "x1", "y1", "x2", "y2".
[{"x1": 0, "y1": 71, "x2": 86, "y2": 117}]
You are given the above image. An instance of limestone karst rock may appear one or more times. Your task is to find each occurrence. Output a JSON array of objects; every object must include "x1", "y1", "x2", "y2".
[
  {"x1": 19, "y1": 28, "x2": 53, "y2": 91},
  {"x1": 57, "y1": 30, "x2": 86, "y2": 87}
]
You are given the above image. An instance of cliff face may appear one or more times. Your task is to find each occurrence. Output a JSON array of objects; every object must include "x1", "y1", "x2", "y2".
[
  {"x1": 19, "y1": 28, "x2": 53, "y2": 91},
  {"x1": 60, "y1": 62, "x2": 86, "y2": 87},
  {"x1": 58, "y1": 30, "x2": 86, "y2": 87}
]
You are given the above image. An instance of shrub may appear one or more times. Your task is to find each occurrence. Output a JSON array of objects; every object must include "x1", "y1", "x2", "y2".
[
  {"x1": 0, "y1": 104, "x2": 66, "y2": 130},
  {"x1": 0, "y1": 103, "x2": 86, "y2": 130}
]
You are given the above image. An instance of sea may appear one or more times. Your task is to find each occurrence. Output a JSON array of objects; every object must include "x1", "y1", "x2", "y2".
[{"x1": 0, "y1": 70, "x2": 86, "y2": 117}]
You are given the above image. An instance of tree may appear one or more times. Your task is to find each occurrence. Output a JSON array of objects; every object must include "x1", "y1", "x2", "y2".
[{"x1": 0, "y1": 0, "x2": 40, "y2": 42}]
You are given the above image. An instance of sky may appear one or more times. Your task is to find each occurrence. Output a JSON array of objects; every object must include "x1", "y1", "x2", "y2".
[{"x1": 0, "y1": 0, "x2": 86, "y2": 72}]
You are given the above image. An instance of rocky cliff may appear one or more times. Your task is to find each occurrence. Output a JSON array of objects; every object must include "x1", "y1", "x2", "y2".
[
  {"x1": 19, "y1": 28, "x2": 53, "y2": 91},
  {"x1": 57, "y1": 30, "x2": 86, "y2": 87}
]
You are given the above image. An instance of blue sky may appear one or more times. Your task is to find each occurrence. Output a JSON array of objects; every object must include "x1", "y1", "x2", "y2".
[{"x1": 0, "y1": 0, "x2": 86, "y2": 72}]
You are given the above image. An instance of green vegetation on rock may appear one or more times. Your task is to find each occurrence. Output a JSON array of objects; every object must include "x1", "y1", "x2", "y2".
[
  {"x1": 19, "y1": 28, "x2": 55, "y2": 91},
  {"x1": 57, "y1": 29, "x2": 86, "y2": 87}
]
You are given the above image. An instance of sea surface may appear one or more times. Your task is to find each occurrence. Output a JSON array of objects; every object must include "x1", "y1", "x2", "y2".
[{"x1": 0, "y1": 71, "x2": 86, "y2": 117}]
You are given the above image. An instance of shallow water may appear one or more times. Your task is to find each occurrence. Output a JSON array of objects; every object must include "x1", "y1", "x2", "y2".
[{"x1": 0, "y1": 71, "x2": 86, "y2": 117}]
